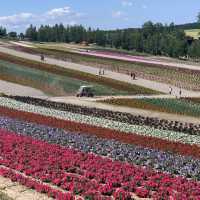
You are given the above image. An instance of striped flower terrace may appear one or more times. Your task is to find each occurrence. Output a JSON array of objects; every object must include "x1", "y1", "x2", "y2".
[
  {"x1": 0, "y1": 96, "x2": 200, "y2": 199},
  {"x1": 0, "y1": 97, "x2": 200, "y2": 146}
]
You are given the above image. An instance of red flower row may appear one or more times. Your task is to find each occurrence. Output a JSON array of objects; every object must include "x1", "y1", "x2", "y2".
[
  {"x1": 0, "y1": 167, "x2": 75, "y2": 200},
  {"x1": 0, "y1": 106, "x2": 200, "y2": 159},
  {"x1": 0, "y1": 129, "x2": 200, "y2": 200}
]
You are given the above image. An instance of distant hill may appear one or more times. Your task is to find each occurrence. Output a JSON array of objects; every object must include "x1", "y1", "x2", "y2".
[{"x1": 175, "y1": 22, "x2": 200, "y2": 30}]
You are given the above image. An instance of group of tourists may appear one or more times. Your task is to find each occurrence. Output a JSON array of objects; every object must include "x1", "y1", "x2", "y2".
[
  {"x1": 98, "y1": 68, "x2": 105, "y2": 76},
  {"x1": 169, "y1": 87, "x2": 182, "y2": 98}
]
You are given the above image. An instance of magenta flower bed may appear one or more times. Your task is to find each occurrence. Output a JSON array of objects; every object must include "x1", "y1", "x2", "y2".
[{"x1": 0, "y1": 129, "x2": 200, "y2": 199}]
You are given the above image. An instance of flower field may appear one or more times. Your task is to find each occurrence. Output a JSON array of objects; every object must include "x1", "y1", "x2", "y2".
[
  {"x1": 10, "y1": 45, "x2": 200, "y2": 91},
  {"x1": 5, "y1": 96, "x2": 200, "y2": 135},
  {"x1": 0, "y1": 96, "x2": 200, "y2": 199}
]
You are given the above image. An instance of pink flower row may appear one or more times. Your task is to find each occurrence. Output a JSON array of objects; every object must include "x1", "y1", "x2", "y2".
[{"x1": 0, "y1": 128, "x2": 200, "y2": 200}]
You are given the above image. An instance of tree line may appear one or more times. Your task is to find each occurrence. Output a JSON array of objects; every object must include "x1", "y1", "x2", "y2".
[{"x1": 1, "y1": 21, "x2": 200, "y2": 59}]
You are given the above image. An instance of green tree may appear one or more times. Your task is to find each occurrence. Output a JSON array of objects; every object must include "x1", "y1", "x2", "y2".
[
  {"x1": 197, "y1": 12, "x2": 200, "y2": 23},
  {"x1": 25, "y1": 25, "x2": 37, "y2": 40},
  {"x1": 188, "y1": 40, "x2": 200, "y2": 58},
  {"x1": 0, "y1": 27, "x2": 7, "y2": 37},
  {"x1": 95, "y1": 29, "x2": 106, "y2": 46},
  {"x1": 8, "y1": 32, "x2": 17, "y2": 38},
  {"x1": 23, "y1": 21, "x2": 190, "y2": 58}
]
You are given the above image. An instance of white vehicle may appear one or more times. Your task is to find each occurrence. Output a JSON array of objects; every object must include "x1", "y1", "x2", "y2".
[{"x1": 76, "y1": 86, "x2": 94, "y2": 97}]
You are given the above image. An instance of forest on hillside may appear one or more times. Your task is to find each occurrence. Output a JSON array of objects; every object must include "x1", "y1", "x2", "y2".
[{"x1": 1, "y1": 21, "x2": 200, "y2": 58}]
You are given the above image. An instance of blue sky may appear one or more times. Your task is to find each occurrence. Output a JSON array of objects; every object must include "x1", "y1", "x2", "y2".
[{"x1": 1, "y1": 0, "x2": 200, "y2": 32}]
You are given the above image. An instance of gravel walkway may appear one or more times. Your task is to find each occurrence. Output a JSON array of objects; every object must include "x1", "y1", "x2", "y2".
[{"x1": 0, "y1": 80, "x2": 47, "y2": 97}]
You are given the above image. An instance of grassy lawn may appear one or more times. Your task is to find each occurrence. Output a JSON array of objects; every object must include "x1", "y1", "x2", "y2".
[
  {"x1": 15, "y1": 46, "x2": 200, "y2": 91},
  {"x1": 0, "y1": 54, "x2": 158, "y2": 96},
  {"x1": 100, "y1": 98, "x2": 200, "y2": 118},
  {"x1": 185, "y1": 29, "x2": 200, "y2": 39}
]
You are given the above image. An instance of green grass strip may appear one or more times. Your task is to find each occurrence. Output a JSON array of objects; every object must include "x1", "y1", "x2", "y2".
[{"x1": 101, "y1": 98, "x2": 200, "y2": 118}]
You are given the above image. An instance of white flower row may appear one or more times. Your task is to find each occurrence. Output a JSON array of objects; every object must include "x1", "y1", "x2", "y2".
[{"x1": 0, "y1": 97, "x2": 199, "y2": 146}]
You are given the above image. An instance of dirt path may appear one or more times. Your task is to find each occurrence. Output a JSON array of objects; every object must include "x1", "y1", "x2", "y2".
[
  {"x1": 86, "y1": 94, "x2": 175, "y2": 101},
  {"x1": 49, "y1": 96, "x2": 200, "y2": 124},
  {"x1": 0, "y1": 80, "x2": 48, "y2": 97},
  {"x1": 0, "y1": 46, "x2": 200, "y2": 97},
  {"x1": 9, "y1": 41, "x2": 36, "y2": 48},
  {"x1": 0, "y1": 175, "x2": 52, "y2": 200}
]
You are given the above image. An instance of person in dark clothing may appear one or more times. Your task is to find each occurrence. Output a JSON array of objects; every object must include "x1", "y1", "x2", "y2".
[
  {"x1": 40, "y1": 54, "x2": 45, "y2": 61},
  {"x1": 179, "y1": 88, "x2": 182, "y2": 98},
  {"x1": 132, "y1": 73, "x2": 136, "y2": 80},
  {"x1": 169, "y1": 87, "x2": 173, "y2": 95}
]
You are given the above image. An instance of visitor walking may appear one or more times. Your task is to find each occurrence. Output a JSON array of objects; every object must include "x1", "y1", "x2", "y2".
[
  {"x1": 132, "y1": 73, "x2": 136, "y2": 80},
  {"x1": 98, "y1": 68, "x2": 101, "y2": 76},
  {"x1": 40, "y1": 54, "x2": 45, "y2": 61},
  {"x1": 179, "y1": 88, "x2": 182, "y2": 98},
  {"x1": 169, "y1": 87, "x2": 173, "y2": 95}
]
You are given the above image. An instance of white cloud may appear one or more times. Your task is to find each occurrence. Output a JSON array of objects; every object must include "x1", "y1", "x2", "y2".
[
  {"x1": 0, "y1": 6, "x2": 83, "y2": 32},
  {"x1": 0, "y1": 13, "x2": 34, "y2": 29},
  {"x1": 42, "y1": 6, "x2": 83, "y2": 25},
  {"x1": 142, "y1": 4, "x2": 148, "y2": 9},
  {"x1": 121, "y1": 0, "x2": 133, "y2": 7},
  {"x1": 112, "y1": 10, "x2": 129, "y2": 21},
  {"x1": 46, "y1": 7, "x2": 71, "y2": 19},
  {"x1": 112, "y1": 11, "x2": 124, "y2": 18},
  {"x1": 124, "y1": 17, "x2": 129, "y2": 21}
]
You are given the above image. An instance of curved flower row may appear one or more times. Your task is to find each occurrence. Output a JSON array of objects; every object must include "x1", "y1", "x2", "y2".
[
  {"x1": 1, "y1": 115, "x2": 200, "y2": 180},
  {"x1": 7, "y1": 95, "x2": 200, "y2": 135},
  {"x1": 0, "y1": 97, "x2": 199, "y2": 146},
  {"x1": 1, "y1": 129, "x2": 200, "y2": 199},
  {"x1": 1, "y1": 105, "x2": 200, "y2": 159},
  {"x1": 0, "y1": 167, "x2": 75, "y2": 200}
]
